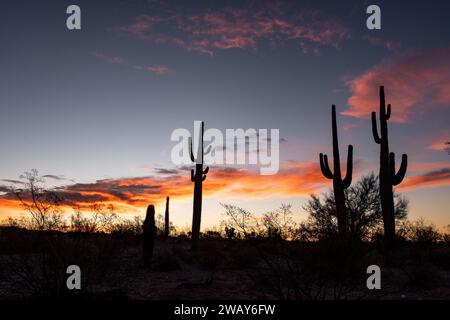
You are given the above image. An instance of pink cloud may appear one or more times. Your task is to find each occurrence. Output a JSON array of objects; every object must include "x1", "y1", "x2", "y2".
[
  {"x1": 115, "y1": 5, "x2": 350, "y2": 56},
  {"x1": 134, "y1": 65, "x2": 172, "y2": 75},
  {"x1": 426, "y1": 132, "x2": 450, "y2": 152},
  {"x1": 342, "y1": 48, "x2": 450, "y2": 122},
  {"x1": 400, "y1": 168, "x2": 450, "y2": 191},
  {"x1": 92, "y1": 51, "x2": 172, "y2": 75},
  {"x1": 92, "y1": 52, "x2": 124, "y2": 65},
  {"x1": 362, "y1": 35, "x2": 400, "y2": 52}
]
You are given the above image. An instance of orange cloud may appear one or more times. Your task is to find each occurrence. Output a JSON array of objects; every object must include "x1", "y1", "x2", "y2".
[
  {"x1": 343, "y1": 48, "x2": 450, "y2": 122},
  {"x1": 0, "y1": 162, "x2": 328, "y2": 214},
  {"x1": 400, "y1": 168, "x2": 450, "y2": 191},
  {"x1": 2, "y1": 160, "x2": 449, "y2": 216}
]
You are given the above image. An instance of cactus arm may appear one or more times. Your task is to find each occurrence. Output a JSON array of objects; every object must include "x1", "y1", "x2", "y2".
[
  {"x1": 391, "y1": 153, "x2": 408, "y2": 186},
  {"x1": 371, "y1": 112, "x2": 381, "y2": 144},
  {"x1": 386, "y1": 104, "x2": 391, "y2": 120},
  {"x1": 202, "y1": 174, "x2": 207, "y2": 181},
  {"x1": 203, "y1": 166, "x2": 209, "y2": 175},
  {"x1": 319, "y1": 153, "x2": 334, "y2": 179},
  {"x1": 188, "y1": 137, "x2": 195, "y2": 162},
  {"x1": 341, "y1": 145, "x2": 353, "y2": 189},
  {"x1": 191, "y1": 169, "x2": 195, "y2": 182}
]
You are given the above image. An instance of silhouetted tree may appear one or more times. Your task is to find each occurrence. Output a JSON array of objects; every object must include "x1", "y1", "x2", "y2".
[
  {"x1": 142, "y1": 205, "x2": 156, "y2": 267},
  {"x1": 262, "y1": 204, "x2": 296, "y2": 239},
  {"x1": 303, "y1": 173, "x2": 408, "y2": 241},
  {"x1": 371, "y1": 86, "x2": 408, "y2": 247},
  {"x1": 189, "y1": 121, "x2": 211, "y2": 248},
  {"x1": 319, "y1": 105, "x2": 353, "y2": 238},
  {"x1": 14, "y1": 169, "x2": 64, "y2": 231},
  {"x1": 220, "y1": 203, "x2": 259, "y2": 238}
]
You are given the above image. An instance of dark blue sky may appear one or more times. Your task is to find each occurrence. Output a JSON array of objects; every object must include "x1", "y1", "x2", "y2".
[{"x1": 1, "y1": 0, "x2": 449, "y2": 227}]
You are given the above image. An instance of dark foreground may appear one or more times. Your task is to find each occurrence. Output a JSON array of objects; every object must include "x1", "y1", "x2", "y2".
[{"x1": 0, "y1": 227, "x2": 449, "y2": 300}]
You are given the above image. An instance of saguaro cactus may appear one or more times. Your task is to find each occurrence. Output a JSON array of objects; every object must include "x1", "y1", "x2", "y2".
[
  {"x1": 319, "y1": 105, "x2": 353, "y2": 237},
  {"x1": 164, "y1": 196, "x2": 170, "y2": 237},
  {"x1": 189, "y1": 121, "x2": 211, "y2": 247},
  {"x1": 142, "y1": 205, "x2": 156, "y2": 267},
  {"x1": 371, "y1": 86, "x2": 408, "y2": 247}
]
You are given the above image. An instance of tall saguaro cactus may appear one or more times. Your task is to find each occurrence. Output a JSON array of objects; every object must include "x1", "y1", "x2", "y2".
[
  {"x1": 372, "y1": 86, "x2": 408, "y2": 247},
  {"x1": 164, "y1": 196, "x2": 170, "y2": 237},
  {"x1": 189, "y1": 121, "x2": 211, "y2": 247},
  {"x1": 319, "y1": 105, "x2": 353, "y2": 237}
]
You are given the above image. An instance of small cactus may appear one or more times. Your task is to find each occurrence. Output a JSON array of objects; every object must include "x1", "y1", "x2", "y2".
[
  {"x1": 142, "y1": 205, "x2": 156, "y2": 267},
  {"x1": 164, "y1": 196, "x2": 170, "y2": 237},
  {"x1": 319, "y1": 105, "x2": 353, "y2": 238}
]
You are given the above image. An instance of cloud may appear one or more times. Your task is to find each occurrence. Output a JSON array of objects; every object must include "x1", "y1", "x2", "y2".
[
  {"x1": 92, "y1": 51, "x2": 172, "y2": 75},
  {"x1": 428, "y1": 141, "x2": 449, "y2": 152},
  {"x1": 2, "y1": 160, "x2": 450, "y2": 214},
  {"x1": 343, "y1": 48, "x2": 450, "y2": 122},
  {"x1": 1, "y1": 179, "x2": 24, "y2": 185},
  {"x1": 362, "y1": 35, "x2": 400, "y2": 52},
  {"x1": 409, "y1": 162, "x2": 450, "y2": 172},
  {"x1": 0, "y1": 162, "x2": 328, "y2": 212},
  {"x1": 153, "y1": 168, "x2": 180, "y2": 175},
  {"x1": 133, "y1": 65, "x2": 172, "y2": 75},
  {"x1": 115, "y1": 4, "x2": 350, "y2": 56},
  {"x1": 400, "y1": 168, "x2": 450, "y2": 191},
  {"x1": 426, "y1": 132, "x2": 450, "y2": 153},
  {"x1": 92, "y1": 52, "x2": 124, "y2": 65},
  {"x1": 42, "y1": 174, "x2": 66, "y2": 181}
]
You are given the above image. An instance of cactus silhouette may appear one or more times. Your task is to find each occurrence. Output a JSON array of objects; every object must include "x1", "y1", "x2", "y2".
[
  {"x1": 164, "y1": 196, "x2": 170, "y2": 237},
  {"x1": 319, "y1": 105, "x2": 353, "y2": 237},
  {"x1": 142, "y1": 204, "x2": 156, "y2": 267},
  {"x1": 371, "y1": 86, "x2": 408, "y2": 247},
  {"x1": 189, "y1": 121, "x2": 211, "y2": 247}
]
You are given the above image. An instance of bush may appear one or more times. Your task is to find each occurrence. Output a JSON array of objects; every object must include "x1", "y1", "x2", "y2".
[{"x1": 399, "y1": 219, "x2": 442, "y2": 244}]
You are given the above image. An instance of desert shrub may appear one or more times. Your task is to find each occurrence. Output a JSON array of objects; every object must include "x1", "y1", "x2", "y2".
[
  {"x1": 69, "y1": 209, "x2": 98, "y2": 233},
  {"x1": 12, "y1": 170, "x2": 65, "y2": 231},
  {"x1": 202, "y1": 230, "x2": 222, "y2": 239},
  {"x1": 443, "y1": 233, "x2": 450, "y2": 245},
  {"x1": 4, "y1": 231, "x2": 119, "y2": 298},
  {"x1": 441, "y1": 225, "x2": 450, "y2": 245},
  {"x1": 1, "y1": 217, "x2": 31, "y2": 229},
  {"x1": 110, "y1": 216, "x2": 143, "y2": 236},
  {"x1": 262, "y1": 204, "x2": 297, "y2": 240},
  {"x1": 403, "y1": 264, "x2": 442, "y2": 289},
  {"x1": 220, "y1": 203, "x2": 298, "y2": 239},
  {"x1": 229, "y1": 243, "x2": 260, "y2": 269},
  {"x1": 225, "y1": 226, "x2": 236, "y2": 240},
  {"x1": 220, "y1": 204, "x2": 262, "y2": 238},
  {"x1": 412, "y1": 223, "x2": 441, "y2": 244},
  {"x1": 247, "y1": 239, "x2": 366, "y2": 300},
  {"x1": 398, "y1": 219, "x2": 442, "y2": 244}
]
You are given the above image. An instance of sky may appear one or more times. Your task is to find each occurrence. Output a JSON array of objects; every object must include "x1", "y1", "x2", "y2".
[{"x1": 0, "y1": 0, "x2": 449, "y2": 229}]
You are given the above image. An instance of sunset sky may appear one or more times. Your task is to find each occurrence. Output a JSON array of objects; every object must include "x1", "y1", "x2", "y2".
[{"x1": 0, "y1": 0, "x2": 449, "y2": 229}]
